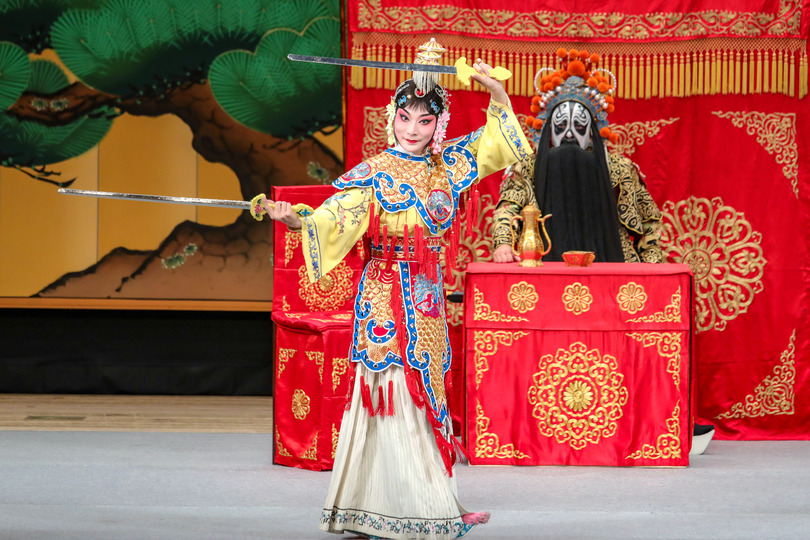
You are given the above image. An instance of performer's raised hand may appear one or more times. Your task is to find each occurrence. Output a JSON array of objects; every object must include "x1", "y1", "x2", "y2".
[
  {"x1": 262, "y1": 198, "x2": 302, "y2": 229},
  {"x1": 471, "y1": 58, "x2": 509, "y2": 105},
  {"x1": 492, "y1": 244, "x2": 521, "y2": 264}
]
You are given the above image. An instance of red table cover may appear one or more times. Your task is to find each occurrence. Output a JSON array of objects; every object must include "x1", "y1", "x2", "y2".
[
  {"x1": 272, "y1": 311, "x2": 354, "y2": 471},
  {"x1": 464, "y1": 262, "x2": 693, "y2": 466}
]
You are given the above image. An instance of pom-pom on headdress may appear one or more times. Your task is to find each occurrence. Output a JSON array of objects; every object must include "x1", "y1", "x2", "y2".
[{"x1": 526, "y1": 48, "x2": 618, "y2": 144}]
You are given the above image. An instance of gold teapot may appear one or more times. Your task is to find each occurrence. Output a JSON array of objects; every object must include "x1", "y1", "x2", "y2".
[{"x1": 510, "y1": 203, "x2": 552, "y2": 267}]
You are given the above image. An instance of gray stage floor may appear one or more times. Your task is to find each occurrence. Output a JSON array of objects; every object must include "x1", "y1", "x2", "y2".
[{"x1": 1, "y1": 432, "x2": 808, "y2": 540}]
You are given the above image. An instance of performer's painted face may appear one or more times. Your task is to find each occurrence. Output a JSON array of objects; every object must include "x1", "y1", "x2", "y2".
[
  {"x1": 394, "y1": 104, "x2": 437, "y2": 154},
  {"x1": 551, "y1": 102, "x2": 592, "y2": 149}
]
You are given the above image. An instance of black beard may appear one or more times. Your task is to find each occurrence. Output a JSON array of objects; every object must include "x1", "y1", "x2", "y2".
[{"x1": 535, "y1": 144, "x2": 624, "y2": 262}]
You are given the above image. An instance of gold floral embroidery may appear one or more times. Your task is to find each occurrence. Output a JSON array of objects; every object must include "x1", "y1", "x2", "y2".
[
  {"x1": 712, "y1": 111, "x2": 798, "y2": 198},
  {"x1": 563, "y1": 380, "x2": 594, "y2": 412},
  {"x1": 626, "y1": 402, "x2": 682, "y2": 460},
  {"x1": 362, "y1": 105, "x2": 389, "y2": 159},
  {"x1": 281, "y1": 312, "x2": 351, "y2": 322},
  {"x1": 356, "y1": 0, "x2": 801, "y2": 39},
  {"x1": 446, "y1": 303, "x2": 463, "y2": 328},
  {"x1": 607, "y1": 118, "x2": 679, "y2": 157},
  {"x1": 332, "y1": 424, "x2": 339, "y2": 459},
  {"x1": 473, "y1": 330, "x2": 530, "y2": 389},
  {"x1": 292, "y1": 389, "x2": 311, "y2": 420},
  {"x1": 281, "y1": 297, "x2": 291, "y2": 311},
  {"x1": 275, "y1": 427, "x2": 291, "y2": 457},
  {"x1": 284, "y1": 230, "x2": 301, "y2": 266},
  {"x1": 617, "y1": 282, "x2": 648, "y2": 314},
  {"x1": 332, "y1": 357, "x2": 348, "y2": 392},
  {"x1": 473, "y1": 285, "x2": 528, "y2": 322},
  {"x1": 626, "y1": 332, "x2": 683, "y2": 387},
  {"x1": 306, "y1": 351, "x2": 324, "y2": 384},
  {"x1": 627, "y1": 288, "x2": 682, "y2": 324},
  {"x1": 277, "y1": 348, "x2": 295, "y2": 377},
  {"x1": 302, "y1": 432, "x2": 318, "y2": 460},
  {"x1": 508, "y1": 281, "x2": 538, "y2": 313},
  {"x1": 298, "y1": 262, "x2": 355, "y2": 311},
  {"x1": 562, "y1": 282, "x2": 593, "y2": 315},
  {"x1": 717, "y1": 329, "x2": 796, "y2": 419},
  {"x1": 661, "y1": 196, "x2": 766, "y2": 333},
  {"x1": 528, "y1": 342, "x2": 628, "y2": 450},
  {"x1": 475, "y1": 401, "x2": 530, "y2": 460}
]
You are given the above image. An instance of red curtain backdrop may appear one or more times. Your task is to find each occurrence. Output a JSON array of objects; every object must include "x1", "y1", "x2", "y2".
[{"x1": 343, "y1": 0, "x2": 810, "y2": 440}]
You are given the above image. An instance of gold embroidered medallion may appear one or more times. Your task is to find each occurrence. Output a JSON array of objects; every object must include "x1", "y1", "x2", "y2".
[
  {"x1": 528, "y1": 342, "x2": 628, "y2": 450},
  {"x1": 661, "y1": 196, "x2": 766, "y2": 333}
]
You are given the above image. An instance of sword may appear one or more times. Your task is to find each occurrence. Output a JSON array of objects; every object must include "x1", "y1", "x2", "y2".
[
  {"x1": 58, "y1": 188, "x2": 275, "y2": 221},
  {"x1": 288, "y1": 54, "x2": 511, "y2": 86}
]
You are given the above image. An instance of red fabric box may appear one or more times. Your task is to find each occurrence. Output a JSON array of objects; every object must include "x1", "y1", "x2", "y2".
[
  {"x1": 464, "y1": 262, "x2": 694, "y2": 467},
  {"x1": 271, "y1": 185, "x2": 365, "y2": 313},
  {"x1": 270, "y1": 185, "x2": 363, "y2": 471},
  {"x1": 272, "y1": 311, "x2": 354, "y2": 471}
]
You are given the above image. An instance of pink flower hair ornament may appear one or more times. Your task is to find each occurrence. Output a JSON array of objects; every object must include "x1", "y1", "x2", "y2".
[{"x1": 429, "y1": 110, "x2": 451, "y2": 155}]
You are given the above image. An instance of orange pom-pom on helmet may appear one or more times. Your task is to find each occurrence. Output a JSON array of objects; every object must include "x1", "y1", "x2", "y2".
[
  {"x1": 609, "y1": 132, "x2": 619, "y2": 143},
  {"x1": 568, "y1": 60, "x2": 586, "y2": 77},
  {"x1": 528, "y1": 49, "x2": 617, "y2": 142}
]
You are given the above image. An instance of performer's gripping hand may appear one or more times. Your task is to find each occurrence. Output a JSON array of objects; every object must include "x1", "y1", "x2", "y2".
[
  {"x1": 262, "y1": 199, "x2": 302, "y2": 229},
  {"x1": 471, "y1": 58, "x2": 509, "y2": 106},
  {"x1": 492, "y1": 244, "x2": 521, "y2": 264}
]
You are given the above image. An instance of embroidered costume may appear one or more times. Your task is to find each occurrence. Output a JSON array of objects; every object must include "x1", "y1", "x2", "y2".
[{"x1": 291, "y1": 72, "x2": 529, "y2": 537}]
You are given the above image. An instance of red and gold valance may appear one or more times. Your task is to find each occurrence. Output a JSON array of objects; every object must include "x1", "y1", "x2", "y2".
[{"x1": 347, "y1": 0, "x2": 810, "y2": 98}]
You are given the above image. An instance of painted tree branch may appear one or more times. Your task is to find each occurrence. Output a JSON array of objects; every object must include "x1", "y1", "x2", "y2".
[{"x1": 7, "y1": 81, "x2": 344, "y2": 194}]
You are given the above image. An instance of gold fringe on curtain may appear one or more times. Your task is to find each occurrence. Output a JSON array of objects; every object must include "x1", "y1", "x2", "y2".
[{"x1": 347, "y1": 36, "x2": 809, "y2": 99}]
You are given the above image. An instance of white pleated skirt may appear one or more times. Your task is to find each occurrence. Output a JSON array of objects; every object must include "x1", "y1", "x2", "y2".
[{"x1": 318, "y1": 364, "x2": 476, "y2": 539}]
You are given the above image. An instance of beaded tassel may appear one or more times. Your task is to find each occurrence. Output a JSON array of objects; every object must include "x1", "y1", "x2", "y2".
[
  {"x1": 368, "y1": 202, "x2": 377, "y2": 245},
  {"x1": 360, "y1": 375, "x2": 374, "y2": 416},
  {"x1": 467, "y1": 184, "x2": 480, "y2": 231},
  {"x1": 376, "y1": 385, "x2": 386, "y2": 416},
  {"x1": 414, "y1": 224, "x2": 424, "y2": 271}
]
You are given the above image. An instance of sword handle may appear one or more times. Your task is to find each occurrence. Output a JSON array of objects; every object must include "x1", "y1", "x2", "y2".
[
  {"x1": 455, "y1": 57, "x2": 512, "y2": 86},
  {"x1": 250, "y1": 194, "x2": 274, "y2": 221}
]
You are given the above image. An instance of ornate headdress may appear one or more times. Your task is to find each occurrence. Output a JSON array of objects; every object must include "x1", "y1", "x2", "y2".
[
  {"x1": 526, "y1": 48, "x2": 618, "y2": 144},
  {"x1": 385, "y1": 38, "x2": 451, "y2": 154}
]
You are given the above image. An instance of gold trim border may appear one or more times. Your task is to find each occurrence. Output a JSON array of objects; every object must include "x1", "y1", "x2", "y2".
[{"x1": 355, "y1": 0, "x2": 802, "y2": 40}]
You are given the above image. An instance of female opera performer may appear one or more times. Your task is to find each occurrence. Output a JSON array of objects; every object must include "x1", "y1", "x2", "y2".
[{"x1": 262, "y1": 44, "x2": 530, "y2": 539}]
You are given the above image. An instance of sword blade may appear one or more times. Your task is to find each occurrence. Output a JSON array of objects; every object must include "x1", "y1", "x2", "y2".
[
  {"x1": 57, "y1": 188, "x2": 251, "y2": 210},
  {"x1": 288, "y1": 54, "x2": 457, "y2": 74}
]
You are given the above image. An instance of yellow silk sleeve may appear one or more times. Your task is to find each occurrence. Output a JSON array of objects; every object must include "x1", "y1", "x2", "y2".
[
  {"x1": 299, "y1": 187, "x2": 372, "y2": 283},
  {"x1": 473, "y1": 100, "x2": 533, "y2": 180}
]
